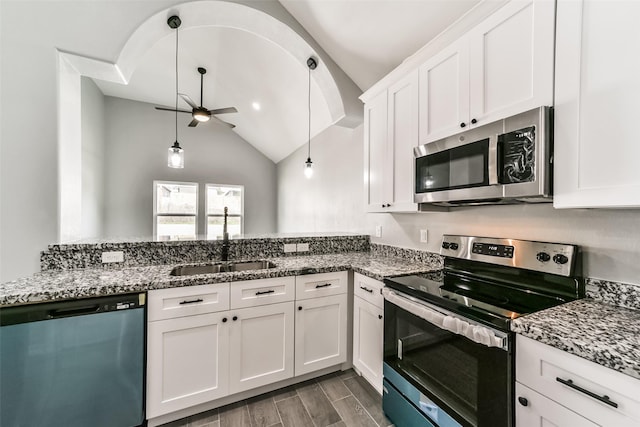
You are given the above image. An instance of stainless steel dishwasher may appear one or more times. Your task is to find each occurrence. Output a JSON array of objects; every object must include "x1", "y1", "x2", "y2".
[{"x1": 0, "y1": 293, "x2": 145, "y2": 427}]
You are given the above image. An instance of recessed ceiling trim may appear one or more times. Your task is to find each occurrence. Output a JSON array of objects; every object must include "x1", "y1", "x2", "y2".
[{"x1": 60, "y1": 0, "x2": 352, "y2": 128}]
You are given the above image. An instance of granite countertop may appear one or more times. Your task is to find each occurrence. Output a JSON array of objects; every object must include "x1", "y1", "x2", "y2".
[
  {"x1": 0, "y1": 252, "x2": 439, "y2": 306},
  {"x1": 512, "y1": 299, "x2": 640, "y2": 381}
]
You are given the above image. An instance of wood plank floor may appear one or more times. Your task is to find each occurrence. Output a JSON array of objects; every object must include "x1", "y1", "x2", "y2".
[{"x1": 160, "y1": 370, "x2": 393, "y2": 427}]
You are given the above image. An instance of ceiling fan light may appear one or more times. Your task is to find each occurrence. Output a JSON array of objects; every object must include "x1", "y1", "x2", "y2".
[
  {"x1": 168, "y1": 141, "x2": 184, "y2": 169},
  {"x1": 193, "y1": 108, "x2": 210, "y2": 122}
]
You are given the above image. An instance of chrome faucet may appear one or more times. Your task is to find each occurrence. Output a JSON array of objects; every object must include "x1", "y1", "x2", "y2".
[{"x1": 221, "y1": 206, "x2": 230, "y2": 261}]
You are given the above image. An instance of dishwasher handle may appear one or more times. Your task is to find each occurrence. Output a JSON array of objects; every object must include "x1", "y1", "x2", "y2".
[{"x1": 48, "y1": 304, "x2": 101, "y2": 318}]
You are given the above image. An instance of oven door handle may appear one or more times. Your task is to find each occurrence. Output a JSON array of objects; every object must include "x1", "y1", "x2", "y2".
[{"x1": 382, "y1": 288, "x2": 508, "y2": 350}]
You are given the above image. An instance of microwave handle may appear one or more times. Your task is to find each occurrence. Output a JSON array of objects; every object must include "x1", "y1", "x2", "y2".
[{"x1": 488, "y1": 134, "x2": 499, "y2": 185}]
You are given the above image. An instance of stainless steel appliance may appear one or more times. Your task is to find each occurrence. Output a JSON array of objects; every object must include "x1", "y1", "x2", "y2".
[
  {"x1": 382, "y1": 235, "x2": 583, "y2": 427},
  {"x1": 0, "y1": 293, "x2": 146, "y2": 427},
  {"x1": 414, "y1": 107, "x2": 553, "y2": 208}
]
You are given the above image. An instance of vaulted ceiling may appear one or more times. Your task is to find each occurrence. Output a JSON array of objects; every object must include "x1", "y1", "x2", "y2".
[{"x1": 93, "y1": 0, "x2": 482, "y2": 163}]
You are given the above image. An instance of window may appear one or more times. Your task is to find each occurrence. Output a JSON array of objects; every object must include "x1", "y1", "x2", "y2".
[
  {"x1": 153, "y1": 181, "x2": 198, "y2": 240},
  {"x1": 206, "y1": 184, "x2": 243, "y2": 238}
]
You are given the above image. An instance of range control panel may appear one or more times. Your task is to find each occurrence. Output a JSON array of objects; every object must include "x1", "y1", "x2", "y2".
[
  {"x1": 471, "y1": 242, "x2": 514, "y2": 258},
  {"x1": 440, "y1": 235, "x2": 577, "y2": 277}
]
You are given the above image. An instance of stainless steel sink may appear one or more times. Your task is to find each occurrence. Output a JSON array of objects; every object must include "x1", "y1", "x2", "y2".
[{"x1": 170, "y1": 261, "x2": 276, "y2": 276}]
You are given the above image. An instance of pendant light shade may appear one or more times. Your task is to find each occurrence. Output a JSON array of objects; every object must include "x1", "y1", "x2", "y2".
[
  {"x1": 167, "y1": 15, "x2": 184, "y2": 169},
  {"x1": 304, "y1": 56, "x2": 317, "y2": 179},
  {"x1": 168, "y1": 142, "x2": 184, "y2": 168}
]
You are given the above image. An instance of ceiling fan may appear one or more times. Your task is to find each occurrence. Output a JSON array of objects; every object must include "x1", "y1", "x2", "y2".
[{"x1": 156, "y1": 67, "x2": 238, "y2": 128}]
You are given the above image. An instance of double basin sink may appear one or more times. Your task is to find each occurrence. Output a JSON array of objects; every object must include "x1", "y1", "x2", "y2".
[{"x1": 170, "y1": 260, "x2": 276, "y2": 276}]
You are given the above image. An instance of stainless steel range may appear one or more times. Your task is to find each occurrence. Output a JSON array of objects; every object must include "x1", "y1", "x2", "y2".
[{"x1": 382, "y1": 235, "x2": 584, "y2": 427}]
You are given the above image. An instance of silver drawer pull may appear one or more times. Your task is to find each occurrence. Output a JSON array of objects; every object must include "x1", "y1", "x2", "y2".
[
  {"x1": 360, "y1": 286, "x2": 373, "y2": 293},
  {"x1": 315, "y1": 283, "x2": 332, "y2": 289},
  {"x1": 556, "y1": 377, "x2": 619, "y2": 408},
  {"x1": 255, "y1": 290, "x2": 275, "y2": 296},
  {"x1": 179, "y1": 298, "x2": 204, "y2": 305}
]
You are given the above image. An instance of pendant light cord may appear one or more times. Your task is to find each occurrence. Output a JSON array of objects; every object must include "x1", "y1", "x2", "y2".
[
  {"x1": 175, "y1": 24, "x2": 179, "y2": 143},
  {"x1": 307, "y1": 63, "x2": 311, "y2": 159}
]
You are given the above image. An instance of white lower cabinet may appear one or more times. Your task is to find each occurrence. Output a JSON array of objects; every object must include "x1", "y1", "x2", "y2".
[
  {"x1": 352, "y1": 296, "x2": 383, "y2": 394},
  {"x1": 352, "y1": 273, "x2": 384, "y2": 394},
  {"x1": 516, "y1": 335, "x2": 640, "y2": 427},
  {"x1": 147, "y1": 312, "x2": 229, "y2": 418},
  {"x1": 515, "y1": 382, "x2": 598, "y2": 427},
  {"x1": 147, "y1": 272, "x2": 351, "y2": 422},
  {"x1": 295, "y1": 293, "x2": 348, "y2": 376},
  {"x1": 229, "y1": 301, "x2": 294, "y2": 394}
]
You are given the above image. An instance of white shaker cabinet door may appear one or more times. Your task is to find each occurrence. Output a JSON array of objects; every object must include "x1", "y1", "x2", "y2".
[
  {"x1": 419, "y1": 38, "x2": 470, "y2": 144},
  {"x1": 352, "y1": 296, "x2": 384, "y2": 394},
  {"x1": 294, "y1": 293, "x2": 348, "y2": 376},
  {"x1": 555, "y1": 0, "x2": 640, "y2": 208},
  {"x1": 147, "y1": 312, "x2": 230, "y2": 418},
  {"x1": 364, "y1": 90, "x2": 391, "y2": 212},
  {"x1": 468, "y1": 0, "x2": 554, "y2": 126},
  {"x1": 515, "y1": 382, "x2": 599, "y2": 427},
  {"x1": 387, "y1": 70, "x2": 419, "y2": 212},
  {"x1": 228, "y1": 302, "x2": 294, "y2": 394}
]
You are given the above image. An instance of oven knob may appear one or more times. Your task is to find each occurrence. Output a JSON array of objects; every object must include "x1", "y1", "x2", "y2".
[
  {"x1": 536, "y1": 252, "x2": 550, "y2": 262},
  {"x1": 553, "y1": 254, "x2": 569, "y2": 264},
  {"x1": 449, "y1": 243, "x2": 459, "y2": 250},
  {"x1": 441, "y1": 242, "x2": 450, "y2": 249}
]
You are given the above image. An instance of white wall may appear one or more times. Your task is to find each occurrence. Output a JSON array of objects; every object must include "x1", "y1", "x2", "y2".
[
  {"x1": 277, "y1": 124, "x2": 640, "y2": 284},
  {"x1": 104, "y1": 96, "x2": 276, "y2": 237},
  {"x1": 0, "y1": 0, "x2": 359, "y2": 282},
  {"x1": 80, "y1": 77, "x2": 105, "y2": 239}
]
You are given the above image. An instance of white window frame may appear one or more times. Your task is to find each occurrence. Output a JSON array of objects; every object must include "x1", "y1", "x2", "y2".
[
  {"x1": 153, "y1": 180, "x2": 199, "y2": 239},
  {"x1": 205, "y1": 183, "x2": 244, "y2": 238}
]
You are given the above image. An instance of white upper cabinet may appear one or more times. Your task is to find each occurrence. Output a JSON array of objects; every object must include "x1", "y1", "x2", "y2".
[
  {"x1": 418, "y1": 39, "x2": 470, "y2": 143},
  {"x1": 364, "y1": 91, "x2": 391, "y2": 212},
  {"x1": 364, "y1": 71, "x2": 419, "y2": 213},
  {"x1": 388, "y1": 71, "x2": 419, "y2": 212},
  {"x1": 419, "y1": 0, "x2": 555, "y2": 144},
  {"x1": 554, "y1": 0, "x2": 640, "y2": 208},
  {"x1": 468, "y1": 0, "x2": 554, "y2": 125}
]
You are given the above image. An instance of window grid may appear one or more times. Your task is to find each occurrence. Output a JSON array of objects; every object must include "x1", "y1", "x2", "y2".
[{"x1": 206, "y1": 184, "x2": 244, "y2": 239}]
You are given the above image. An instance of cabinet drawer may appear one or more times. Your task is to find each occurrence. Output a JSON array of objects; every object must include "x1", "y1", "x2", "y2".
[
  {"x1": 230, "y1": 276, "x2": 295, "y2": 309},
  {"x1": 295, "y1": 271, "x2": 348, "y2": 300},
  {"x1": 515, "y1": 382, "x2": 598, "y2": 427},
  {"x1": 354, "y1": 273, "x2": 384, "y2": 308},
  {"x1": 516, "y1": 335, "x2": 640, "y2": 425},
  {"x1": 148, "y1": 283, "x2": 230, "y2": 321}
]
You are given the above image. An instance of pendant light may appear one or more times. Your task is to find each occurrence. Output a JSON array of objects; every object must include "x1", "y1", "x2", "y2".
[
  {"x1": 304, "y1": 56, "x2": 317, "y2": 179},
  {"x1": 167, "y1": 15, "x2": 184, "y2": 169}
]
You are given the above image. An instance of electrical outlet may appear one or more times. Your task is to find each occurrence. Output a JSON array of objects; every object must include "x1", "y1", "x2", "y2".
[
  {"x1": 375, "y1": 225, "x2": 382, "y2": 238},
  {"x1": 284, "y1": 244, "x2": 297, "y2": 253},
  {"x1": 296, "y1": 243, "x2": 310, "y2": 252},
  {"x1": 102, "y1": 251, "x2": 124, "y2": 263},
  {"x1": 420, "y1": 229, "x2": 429, "y2": 243}
]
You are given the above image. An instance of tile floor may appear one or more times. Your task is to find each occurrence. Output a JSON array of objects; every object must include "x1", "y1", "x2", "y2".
[{"x1": 160, "y1": 369, "x2": 393, "y2": 427}]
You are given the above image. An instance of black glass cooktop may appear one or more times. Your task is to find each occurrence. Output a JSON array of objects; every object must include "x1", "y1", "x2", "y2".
[{"x1": 384, "y1": 259, "x2": 583, "y2": 331}]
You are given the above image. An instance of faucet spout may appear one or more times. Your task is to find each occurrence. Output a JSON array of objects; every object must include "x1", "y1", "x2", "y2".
[{"x1": 221, "y1": 206, "x2": 229, "y2": 261}]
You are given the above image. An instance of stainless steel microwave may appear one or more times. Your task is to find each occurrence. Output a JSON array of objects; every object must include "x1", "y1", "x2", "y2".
[{"x1": 414, "y1": 106, "x2": 553, "y2": 208}]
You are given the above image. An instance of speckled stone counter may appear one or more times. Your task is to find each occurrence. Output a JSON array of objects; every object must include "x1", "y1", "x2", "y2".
[
  {"x1": 512, "y1": 299, "x2": 640, "y2": 380},
  {"x1": 1, "y1": 252, "x2": 442, "y2": 306}
]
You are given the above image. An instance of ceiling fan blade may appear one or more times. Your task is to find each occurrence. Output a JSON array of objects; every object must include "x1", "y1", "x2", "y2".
[
  {"x1": 209, "y1": 107, "x2": 238, "y2": 115},
  {"x1": 179, "y1": 93, "x2": 198, "y2": 109},
  {"x1": 188, "y1": 118, "x2": 199, "y2": 127},
  {"x1": 211, "y1": 115, "x2": 235, "y2": 129},
  {"x1": 155, "y1": 106, "x2": 192, "y2": 113}
]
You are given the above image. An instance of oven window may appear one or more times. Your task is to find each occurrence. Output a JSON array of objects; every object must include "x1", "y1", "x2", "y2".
[
  {"x1": 384, "y1": 300, "x2": 511, "y2": 427},
  {"x1": 415, "y1": 139, "x2": 489, "y2": 193}
]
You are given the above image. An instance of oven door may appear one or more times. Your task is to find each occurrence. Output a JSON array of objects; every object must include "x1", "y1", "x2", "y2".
[{"x1": 383, "y1": 289, "x2": 513, "y2": 427}]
